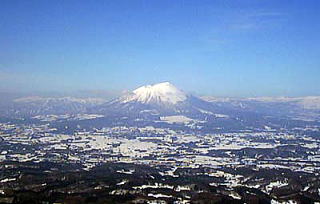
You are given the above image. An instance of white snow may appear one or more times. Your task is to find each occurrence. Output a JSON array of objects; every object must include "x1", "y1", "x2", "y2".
[
  {"x1": 257, "y1": 164, "x2": 290, "y2": 169},
  {"x1": 266, "y1": 181, "x2": 288, "y2": 193},
  {"x1": 147, "y1": 193, "x2": 172, "y2": 198},
  {"x1": 116, "y1": 169, "x2": 135, "y2": 175},
  {"x1": 121, "y1": 82, "x2": 187, "y2": 105},
  {"x1": 197, "y1": 108, "x2": 229, "y2": 118},
  {"x1": 160, "y1": 115, "x2": 193, "y2": 124},
  {"x1": 133, "y1": 183, "x2": 174, "y2": 190},
  {"x1": 228, "y1": 191, "x2": 242, "y2": 200},
  {"x1": 0, "y1": 178, "x2": 16, "y2": 183},
  {"x1": 116, "y1": 179, "x2": 128, "y2": 186}
]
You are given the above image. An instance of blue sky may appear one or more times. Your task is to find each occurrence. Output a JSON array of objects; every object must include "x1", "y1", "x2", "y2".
[{"x1": 1, "y1": 0, "x2": 320, "y2": 97}]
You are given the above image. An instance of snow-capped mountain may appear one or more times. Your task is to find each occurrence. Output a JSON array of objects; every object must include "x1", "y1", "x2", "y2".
[
  {"x1": 121, "y1": 82, "x2": 187, "y2": 105},
  {"x1": 95, "y1": 82, "x2": 216, "y2": 118}
]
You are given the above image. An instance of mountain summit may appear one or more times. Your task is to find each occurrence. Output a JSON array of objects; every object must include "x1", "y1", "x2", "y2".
[
  {"x1": 96, "y1": 82, "x2": 215, "y2": 117},
  {"x1": 121, "y1": 82, "x2": 187, "y2": 105}
]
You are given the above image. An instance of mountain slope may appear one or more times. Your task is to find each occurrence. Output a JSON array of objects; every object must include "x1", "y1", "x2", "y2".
[{"x1": 95, "y1": 82, "x2": 218, "y2": 118}]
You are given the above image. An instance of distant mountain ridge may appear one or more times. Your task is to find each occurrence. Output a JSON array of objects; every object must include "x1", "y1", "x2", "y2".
[
  {"x1": 7, "y1": 96, "x2": 107, "y2": 116},
  {"x1": 202, "y1": 96, "x2": 320, "y2": 109},
  {"x1": 13, "y1": 96, "x2": 106, "y2": 105},
  {"x1": 1, "y1": 83, "x2": 320, "y2": 121}
]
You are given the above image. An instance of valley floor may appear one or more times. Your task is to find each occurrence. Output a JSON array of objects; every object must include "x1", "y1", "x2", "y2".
[{"x1": 1, "y1": 119, "x2": 320, "y2": 203}]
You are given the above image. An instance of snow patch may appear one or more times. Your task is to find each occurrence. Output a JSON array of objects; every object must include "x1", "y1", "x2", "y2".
[{"x1": 160, "y1": 115, "x2": 193, "y2": 124}]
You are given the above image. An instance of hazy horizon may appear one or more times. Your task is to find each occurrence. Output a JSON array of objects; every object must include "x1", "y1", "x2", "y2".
[{"x1": 2, "y1": 80, "x2": 320, "y2": 100}]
